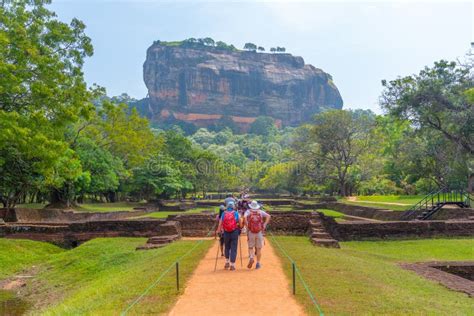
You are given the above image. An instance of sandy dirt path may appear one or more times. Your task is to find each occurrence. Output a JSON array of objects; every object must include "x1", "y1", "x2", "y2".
[{"x1": 168, "y1": 236, "x2": 306, "y2": 316}]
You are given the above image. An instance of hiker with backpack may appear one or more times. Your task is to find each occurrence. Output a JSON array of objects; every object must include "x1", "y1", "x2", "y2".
[
  {"x1": 217, "y1": 201, "x2": 242, "y2": 271},
  {"x1": 244, "y1": 200, "x2": 271, "y2": 270}
]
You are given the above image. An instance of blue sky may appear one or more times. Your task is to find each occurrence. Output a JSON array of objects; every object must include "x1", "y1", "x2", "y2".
[{"x1": 50, "y1": 1, "x2": 473, "y2": 113}]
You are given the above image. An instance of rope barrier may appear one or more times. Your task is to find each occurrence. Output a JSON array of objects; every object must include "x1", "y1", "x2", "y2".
[
  {"x1": 121, "y1": 222, "x2": 217, "y2": 316},
  {"x1": 266, "y1": 228, "x2": 325, "y2": 316}
]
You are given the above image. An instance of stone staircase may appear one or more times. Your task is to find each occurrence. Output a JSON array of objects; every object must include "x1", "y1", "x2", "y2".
[
  {"x1": 309, "y1": 212, "x2": 340, "y2": 248},
  {"x1": 136, "y1": 234, "x2": 180, "y2": 250}
]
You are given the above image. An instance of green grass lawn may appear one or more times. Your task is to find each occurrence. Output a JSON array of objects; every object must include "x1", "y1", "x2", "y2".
[
  {"x1": 0, "y1": 238, "x2": 212, "y2": 315},
  {"x1": 263, "y1": 205, "x2": 296, "y2": 211},
  {"x1": 352, "y1": 195, "x2": 425, "y2": 204},
  {"x1": 341, "y1": 200, "x2": 410, "y2": 211},
  {"x1": 0, "y1": 239, "x2": 64, "y2": 279},
  {"x1": 141, "y1": 207, "x2": 216, "y2": 219},
  {"x1": 339, "y1": 195, "x2": 426, "y2": 211},
  {"x1": 263, "y1": 208, "x2": 345, "y2": 220},
  {"x1": 15, "y1": 203, "x2": 48, "y2": 209},
  {"x1": 75, "y1": 202, "x2": 147, "y2": 212},
  {"x1": 317, "y1": 209, "x2": 345, "y2": 218},
  {"x1": 271, "y1": 237, "x2": 474, "y2": 315}
]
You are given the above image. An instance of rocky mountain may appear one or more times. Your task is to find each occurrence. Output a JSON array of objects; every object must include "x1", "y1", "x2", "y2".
[{"x1": 142, "y1": 40, "x2": 343, "y2": 130}]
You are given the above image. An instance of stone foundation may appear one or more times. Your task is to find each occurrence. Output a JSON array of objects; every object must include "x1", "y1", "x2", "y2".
[
  {"x1": 265, "y1": 211, "x2": 311, "y2": 235},
  {"x1": 329, "y1": 220, "x2": 474, "y2": 241},
  {"x1": 0, "y1": 208, "x2": 155, "y2": 223},
  {"x1": 402, "y1": 261, "x2": 474, "y2": 296},
  {"x1": 1, "y1": 207, "x2": 472, "y2": 246},
  {"x1": 307, "y1": 203, "x2": 474, "y2": 221},
  {"x1": 0, "y1": 219, "x2": 181, "y2": 247},
  {"x1": 168, "y1": 214, "x2": 216, "y2": 237},
  {"x1": 434, "y1": 263, "x2": 474, "y2": 281}
]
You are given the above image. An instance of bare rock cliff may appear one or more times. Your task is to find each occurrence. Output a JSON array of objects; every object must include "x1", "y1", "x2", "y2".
[{"x1": 143, "y1": 42, "x2": 343, "y2": 128}]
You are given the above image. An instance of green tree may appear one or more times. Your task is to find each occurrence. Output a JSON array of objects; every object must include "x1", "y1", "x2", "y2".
[
  {"x1": 270, "y1": 47, "x2": 276, "y2": 53},
  {"x1": 0, "y1": 0, "x2": 94, "y2": 207},
  {"x1": 303, "y1": 110, "x2": 374, "y2": 196},
  {"x1": 209, "y1": 115, "x2": 239, "y2": 133},
  {"x1": 84, "y1": 101, "x2": 161, "y2": 170},
  {"x1": 249, "y1": 116, "x2": 277, "y2": 137},
  {"x1": 258, "y1": 162, "x2": 300, "y2": 194},
  {"x1": 0, "y1": 115, "x2": 82, "y2": 207},
  {"x1": 381, "y1": 60, "x2": 473, "y2": 155},
  {"x1": 127, "y1": 155, "x2": 190, "y2": 200},
  {"x1": 202, "y1": 37, "x2": 215, "y2": 46},
  {"x1": 257, "y1": 46, "x2": 265, "y2": 52},
  {"x1": 381, "y1": 59, "x2": 474, "y2": 191},
  {"x1": 74, "y1": 137, "x2": 124, "y2": 202},
  {"x1": 243, "y1": 42, "x2": 257, "y2": 52}
]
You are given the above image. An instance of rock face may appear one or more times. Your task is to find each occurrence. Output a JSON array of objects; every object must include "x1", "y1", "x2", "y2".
[{"x1": 143, "y1": 41, "x2": 343, "y2": 128}]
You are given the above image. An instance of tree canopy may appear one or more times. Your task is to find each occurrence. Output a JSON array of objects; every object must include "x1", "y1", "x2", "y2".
[{"x1": 1, "y1": 2, "x2": 472, "y2": 207}]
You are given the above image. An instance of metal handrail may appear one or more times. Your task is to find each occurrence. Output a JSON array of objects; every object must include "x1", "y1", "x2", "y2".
[
  {"x1": 400, "y1": 189, "x2": 442, "y2": 219},
  {"x1": 402, "y1": 189, "x2": 473, "y2": 220}
]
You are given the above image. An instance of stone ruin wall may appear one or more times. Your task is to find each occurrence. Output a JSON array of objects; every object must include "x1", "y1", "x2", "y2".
[
  {"x1": 0, "y1": 208, "x2": 155, "y2": 223},
  {"x1": 0, "y1": 219, "x2": 181, "y2": 247},
  {"x1": 1, "y1": 201, "x2": 473, "y2": 246}
]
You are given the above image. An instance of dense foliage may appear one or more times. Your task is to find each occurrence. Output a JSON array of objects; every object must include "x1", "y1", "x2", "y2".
[{"x1": 0, "y1": 1, "x2": 472, "y2": 208}]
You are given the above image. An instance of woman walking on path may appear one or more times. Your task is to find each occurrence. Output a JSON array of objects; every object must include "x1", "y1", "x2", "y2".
[{"x1": 217, "y1": 201, "x2": 242, "y2": 271}]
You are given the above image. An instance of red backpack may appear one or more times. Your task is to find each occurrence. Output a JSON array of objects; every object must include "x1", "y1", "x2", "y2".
[
  {"x1": 222, "y1": 211, "x2": 238, "y2": 232},
  {"x1": 248, "y1": 210, "x2": 263, "y2": 233}
]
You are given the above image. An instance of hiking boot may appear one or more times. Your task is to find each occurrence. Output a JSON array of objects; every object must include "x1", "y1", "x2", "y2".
[
  {"x1": 224, "y1": 262, "x2": 230, "y2": 270},
  {"x1": 230, "y1": 265, "x2": 236, "y2": 271},
  {"x1": 247, "y1": 258, "x2": 254, "y2": 269},
  {"x1": 256, "y1": 262, "x2": 261, "y2": 269}
]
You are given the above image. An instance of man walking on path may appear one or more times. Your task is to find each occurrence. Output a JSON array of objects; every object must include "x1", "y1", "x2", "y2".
[
  {"x1": 244, "y1": 200, "x2": 271, "y2": 269},
  {"x1": 217, "y1": 201, "x2": 242, "y2": 271}
]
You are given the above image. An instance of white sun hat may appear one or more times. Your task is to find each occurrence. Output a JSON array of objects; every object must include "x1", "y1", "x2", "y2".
[{"x1": 249, "y1": 200, "x2": 261, "y2": 210}]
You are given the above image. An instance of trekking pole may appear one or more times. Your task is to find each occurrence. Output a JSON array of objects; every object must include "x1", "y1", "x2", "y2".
[
  {"x1": 239, "y1": 236, "x2": 243, "y2": 267},
  {"x1": 292, "y1": 262, "x2": 296, "y2": 295},
  {"x1": 214, "y1": 239, "x2": 220, "y2": 272}
]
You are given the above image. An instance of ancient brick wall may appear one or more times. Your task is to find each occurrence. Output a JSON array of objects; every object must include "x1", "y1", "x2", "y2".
[
  {"x1": 313, "y1": 203, "x2": 474, "y2": 221},
  {"x1": 169, "y1": 214, "x2": 217, "y2": 237},
  {"x1": 169, "y1": 211, "x2": 312, "y2": 237},
  {"x1": 266, "y1": 211, "x2": 312, "y2": 235},
  {"x1": 0, "y1": 219, "x2": 180, "y2": 247},
  {"x1": 330, "y1": 220, "x2": 474, "y2": 241},
  {"x1": 0, "y1": 208, "x2": 154, "y2": 223}
]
